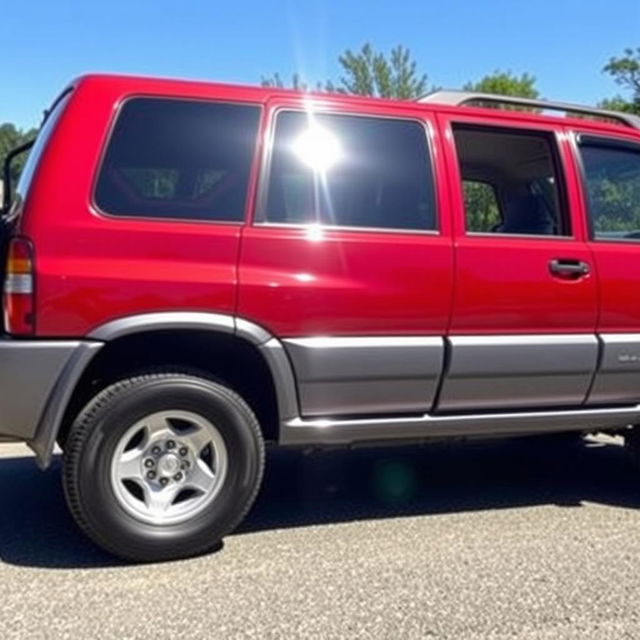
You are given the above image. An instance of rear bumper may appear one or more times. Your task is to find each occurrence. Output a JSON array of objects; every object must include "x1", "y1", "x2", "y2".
[{"x1": 0, "y1": 339, "x2": 102, "y2": 465}]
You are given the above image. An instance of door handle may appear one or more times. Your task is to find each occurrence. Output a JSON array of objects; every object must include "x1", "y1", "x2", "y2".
[{"x1": 548, "y1": 259, "x2": 590, "y2": 278}]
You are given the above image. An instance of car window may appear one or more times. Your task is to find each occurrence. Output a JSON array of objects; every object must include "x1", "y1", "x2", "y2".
[
  {"x1": 453, "y1": 126, "x2": 569, "y2": 236},
  {"x1": 579, "y1": 140, "x2": 640, "y2": 241},
  {"x1": 462, "y1": 180, "x2": 501, "y2": 232},
  {"x1": 260, "y1": 111, "x2": 436, "y2": 231},
  {"x1": 95, "y1": 98, "x2": 261, "y2": 222}
]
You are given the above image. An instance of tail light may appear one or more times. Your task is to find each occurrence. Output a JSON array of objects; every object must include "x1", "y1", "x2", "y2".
[{"x1": 3, "y1": 237, "x2": 35, "y2": 335}]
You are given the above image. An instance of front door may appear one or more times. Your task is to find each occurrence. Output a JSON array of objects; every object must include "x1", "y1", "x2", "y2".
[
  {"x1": 436, "y1": 114, "x2": 598, "y2": 411},
  {"x1": 239, "y1": 100, "x2": 454, "y2": 418}
]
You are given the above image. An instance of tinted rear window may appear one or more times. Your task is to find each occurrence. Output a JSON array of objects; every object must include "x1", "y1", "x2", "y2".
[{"x1": 95, "y1": 98, "x2": 260, "y2": 222}]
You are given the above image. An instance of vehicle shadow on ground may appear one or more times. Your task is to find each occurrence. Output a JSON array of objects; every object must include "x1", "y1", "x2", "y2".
[{"x1": 0, "y1": 435, "x2": 638, "y2": 569}]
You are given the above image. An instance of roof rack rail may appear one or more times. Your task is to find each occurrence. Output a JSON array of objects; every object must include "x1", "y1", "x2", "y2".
[{"x1": 418, "y1": 90, "x2": 640, "y2": 130}]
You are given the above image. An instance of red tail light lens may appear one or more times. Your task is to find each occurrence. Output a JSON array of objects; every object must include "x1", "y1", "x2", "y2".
[{"x1": 3, "y1": 237, "x2": 35, "y2": 335}]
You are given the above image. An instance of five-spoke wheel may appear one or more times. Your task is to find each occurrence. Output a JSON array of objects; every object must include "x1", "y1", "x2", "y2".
[
  {"x1": 111, "y1": 410, "x2": 228, "y2": 525},
  {"x1": 62, "y1": 372, "x2": 264, "y2": 562}
]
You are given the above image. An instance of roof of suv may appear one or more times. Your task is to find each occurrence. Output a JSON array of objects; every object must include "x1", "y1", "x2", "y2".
[{"x1": 71, "y1": 73, "x2": 640, "y2": 137}]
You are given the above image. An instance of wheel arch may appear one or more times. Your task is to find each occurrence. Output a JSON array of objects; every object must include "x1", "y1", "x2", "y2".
[{"x1": 30, "y1": 313, "x2": 299, "y2": 468}]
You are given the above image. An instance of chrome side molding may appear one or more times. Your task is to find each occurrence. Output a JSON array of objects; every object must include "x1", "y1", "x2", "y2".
[
  {"x1": 77, "y1": 318, "x2": 640, "y2": 450},
  {"x1": 280, "y1": 404, "x2": 640, "y2": 446}
]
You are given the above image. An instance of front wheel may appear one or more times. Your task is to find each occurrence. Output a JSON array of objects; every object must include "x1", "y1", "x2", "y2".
[{"x1": 62, "y1": 372, "x2": 265, "y2": 562}]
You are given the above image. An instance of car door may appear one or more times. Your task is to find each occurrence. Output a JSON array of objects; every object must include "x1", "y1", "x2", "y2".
[
  {"x1": 238, "y1": 98, "x2": 454, "y2": 418},
  {"x1": 573, "y1": 131, "x2": 640, "y2": 405},
  {"x1": 435, "y1": 112, "x2": 599, "y2": 411}
]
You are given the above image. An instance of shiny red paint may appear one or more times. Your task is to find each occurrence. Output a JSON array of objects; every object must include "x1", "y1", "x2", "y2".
[
  {"x1": 560, "y1": 127, "x2": 640, "y2": 335},
  {"x1": 238, "y1": 98, "x2": 454, "y2": 337},
  {"x1": 438, "y1": 113, "x2": 598, "y2": 335},
  {"x1": 11, "y1": 73, "x2": 640, "y2": 340},
  {"x1": 238, "y1": 224, "x2": 454, "y2": 336},
  {"x1": 588, "y1": 240, "x2": 640, "y2": 333},
  {"x1": 22, "y1": 76, "x2": 255, "y2": 337}
]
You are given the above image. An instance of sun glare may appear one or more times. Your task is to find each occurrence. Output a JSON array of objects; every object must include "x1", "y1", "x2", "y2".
[{"x1": 291, "y1": 125, "x2": 343, "y2": 172}]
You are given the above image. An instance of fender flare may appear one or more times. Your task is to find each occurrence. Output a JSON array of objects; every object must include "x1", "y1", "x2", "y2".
[{"x1": 29, "y1": 312, "x2": 299, "y2": 468}]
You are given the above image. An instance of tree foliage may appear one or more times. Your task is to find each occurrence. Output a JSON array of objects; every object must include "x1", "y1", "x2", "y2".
[
  {"x1": 332, "y1": 43, "x2": 429, "y2": 99},
  {"x1": 588, "y1": 174, "x2": 640, "y2": 234},
  {"x1": 464, "y1": 70, "x2": 539, "y2": 99},
  {"x1": 262, "y1": 43, "x2": 429, "y2": 99},
  {"x1": 598, "y1": 96, "x2": 640, "y2": 114},
  {"x1": 261, "y1": 72, "x2": 324, "y2": 92},
  {"x1": 463, "y1": 181, "x2": 501, "y2": 232},
  {"x1": 0, "y1": 123, "x2": 37, "y2": 187},
  {"x1": 602, "y1": 48, "x2": 640, "y2": 114},
  {"x1": 463, "y1": 70, "x2": 540, "y2": 114}
]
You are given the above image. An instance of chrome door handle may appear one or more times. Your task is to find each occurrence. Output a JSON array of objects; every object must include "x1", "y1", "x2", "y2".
[{"x1": 549, "y1": 259, "x2": 590, "y2": 277}]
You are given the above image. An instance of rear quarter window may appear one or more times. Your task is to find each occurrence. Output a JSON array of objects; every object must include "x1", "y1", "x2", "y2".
[{"x1": 95, "y1": 98, "x2": 261, "y2": 222}]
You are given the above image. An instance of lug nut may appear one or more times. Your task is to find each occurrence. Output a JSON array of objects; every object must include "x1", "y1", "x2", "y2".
[
  {"x1": 151, "y1": 446, "x2": 162, "y2": 456},
  {"x1": 144, "y1": 458, "x2": 155, "y2": 468},
  {"x1": 179, "y1": 447, "x2": 188, "y2": 457},
  {"x1": 166, "y1": 440, "x2": 176, "y2": 450},
  {"x1": 182, "y1": 460, "x2": 190, "y2": 469},
  {"x1": 174, "y1": 472, "x2": 183, "y2": 482},
  {"x1": 159, "y1": 477, "x2": 169, "y2": 487},
  {"x1": 146, "y1": 470, "x2": 156, "y2": 480}
]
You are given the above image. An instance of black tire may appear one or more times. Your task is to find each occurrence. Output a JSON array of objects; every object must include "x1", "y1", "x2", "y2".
[{"x1": 62, "y1": 371, "x2": 265, "y2": 563}]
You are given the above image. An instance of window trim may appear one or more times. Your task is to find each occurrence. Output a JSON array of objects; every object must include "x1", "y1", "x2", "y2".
[
  {"x1": 90, "y1": 95, "x2": 263, "y2": 226},
  {"x1": 451, "y1": 123, "x2": 573, "y2": 240},
  {"x1": 253, "y1": 107, "x2": 441, "y2": 236},
  {"x1": 11, "y1": 89, "x2": 74, "y2": 220},
  {"x1": 574, "y1": 131, "x2": 640, "y2": 244}
]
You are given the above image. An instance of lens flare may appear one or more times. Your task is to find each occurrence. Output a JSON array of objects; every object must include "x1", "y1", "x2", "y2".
[{"x1": 291, "y1": 125, "x2": 343, "y2": 172}]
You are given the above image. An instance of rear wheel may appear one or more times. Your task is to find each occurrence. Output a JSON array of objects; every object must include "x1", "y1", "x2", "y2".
[{"x1": 62, "y1": 372, "x2": 265, "y2": 562}]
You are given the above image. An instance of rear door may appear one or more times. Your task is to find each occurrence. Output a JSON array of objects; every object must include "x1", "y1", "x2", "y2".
[
  {"x1": 239, "y1": 98, "x2": 454, "y2": 418},
  {"x1": 573, "y1": 132, "x2": 640, "y2": 405},
  {"x1": 436, "y1": 113, "x2": 598, "y2": 411}
]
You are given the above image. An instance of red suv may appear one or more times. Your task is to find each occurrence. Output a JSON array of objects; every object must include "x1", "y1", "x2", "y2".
[{"x1": 2, "y1": 74, "x2": 640, "y2": 562}]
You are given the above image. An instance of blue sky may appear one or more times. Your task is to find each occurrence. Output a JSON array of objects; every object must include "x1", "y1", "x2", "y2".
[{"x1": 3, "y1": 0, "x2": 639, "y2": 130}]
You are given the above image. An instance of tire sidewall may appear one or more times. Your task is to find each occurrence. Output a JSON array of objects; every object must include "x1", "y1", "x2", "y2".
[{"x1": 66, "y1": 376, "x2": 264, "y2": 560}]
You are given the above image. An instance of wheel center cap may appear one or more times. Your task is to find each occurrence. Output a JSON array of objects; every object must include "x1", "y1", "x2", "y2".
[{"x1": 158, "y1": 454, "x2": 180, "y2": 476}]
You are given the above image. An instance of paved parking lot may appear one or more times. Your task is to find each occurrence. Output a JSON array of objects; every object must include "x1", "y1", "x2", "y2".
[{"x1": 1, "y1": 434, "x2": 640, "y2": 639}]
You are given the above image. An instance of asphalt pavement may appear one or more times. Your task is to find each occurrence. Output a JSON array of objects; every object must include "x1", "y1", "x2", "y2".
[{"x1": 1, "y1": 434, "x2": 640, "y2": 639}]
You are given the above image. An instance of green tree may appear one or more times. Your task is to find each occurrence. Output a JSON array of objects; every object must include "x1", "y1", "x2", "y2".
[
  {"x1": 598, "y1": 96, "x2": 639, "y2": 114},
  {"x1": 262, "y1": 43, "x2": 429, "y2": 99},
  {"x1": 333, "y1": 43, "x2": 428, "y2": 99},
  {"x1": 0, "y1": 122, "x2": 37, "y2": 188},
  {"x1": 261, "y1": 72, "x2": 324, "y2": 92},
  {"x1": 463, "y1": 70, "x2": 539, "y2": 106},
  {"x1": 601, "y1": 47, "x2": 640, "y2": 114},
  {"x1": 463, "y1": 181, "x2": 501, "y2": 232}
]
